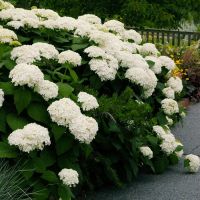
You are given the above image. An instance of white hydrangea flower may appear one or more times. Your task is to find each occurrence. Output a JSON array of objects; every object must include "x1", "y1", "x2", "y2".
[
  {"x1": 89, "y1": 30, "x2": 109, "y2": 46},
  {"x1": 47, "y1": 98, "x2": 81, "y2": 127},
  {"x1": 78, "y1": 14, "x2": 101, "y2": 24},
  {"x1": 56, "y1": 17, "x2": 77, "y2": 31},
  {"x1": 117, "y1": 52, "x2": 149, "y2": 69},
  {"x1": 8, "y1": 123, "x2": 51, "y2": 153},
  {"x1": 180, "y1": 111, "x2": 186, "y2": 118},
  {"x1": 69, "y1": 114, "x2": 98, "y2": 144},
  {"x1": 185, "y1": 154, "x2": 200, "y2": 173},
  {"x1": 0, "y1": 89, "x2": 4, "y2": 107},
  {"x1": 0, "y1": 27, "x2": 18, "y2": 43},
  {"x1": 42, "y1": 16, "x2": 77, "y2": 31},
  {"x1": 0, "y1": 0, "x2": 14, "y2": 10},
  {"x1": 166, "y1": 116, "x2": 173, "y2": 126},
  {"x1": 77, "y1": 92, "x2": 99, "y2": 111},
  {"x1": 145, "y1": 56, "x2": 162, "y2": 74},
  {"x1": 34, "y1": 80, "x2": 58, "y2": 101},
  {"x1": 0, "y1": 8, "x2": 37, "y2": 21},
  {"x1": 75, "y1": 20, "x2": 96, "y2": 37},
  {"x1": 166, "y1": 77, "x2": 183, "y2": 93},
  {"x1": 125, "y1": 67, "x2": 157, "y2": 98},
  {"x1": 89, "y1": 57, "x2": 118, "y2": 81},
  {"x1": 32, "y1": 8, "x2": 59, "y2": 20},
  {"x1": 11, "y1": 45, "x2": 41, "y2": 64},
  {"x1": 58, "y1": 168, "x2": 79, "y2": 187},
  {"x1": 153, "y1": 125, "x2": 169, "y2": 139},
  {"x1": 21, "y1": 17, "x2": 40, "y2": 28},
  {"x1": 9, "y1": 63, "x2": 44, "y2": 88},
  {"x1": 7, "y1": 20, "x2": 23, "y2": 29},
  {"x1": 32, "y1": 42, "x2": 59, "y2": 60},
  {"x1": 121, "y1": 42, "x2": 140, "y2": 54},
  {"x1": 161, "y1": 98, "x2": 179, "y2": 115},
  {"x1": 140, "y1": 43, "x2": 159, "y2": 57},
  {"x1": 162, "y1": 87, "x2": 175, "y2": 99},
  {"x1": 175, "y1": 141, "x2": 183, "y2": 158},
  {"x1": 122, "y1": 29, "x2": 142, "y2": 44},
  {"x1": 58, "y1": 50, "x2": 82, "y2": 66},
  {"x1": 159, "y1": 56, "x2": 175, "y2": 70},
  {"x1": 140, "y1": 146, "x2": 153, "y2": 159},
  {"x1": 160, "y1": 134, "x2": 177, "y2": 155},
  {"x1": 103, "y1": 20, "x2": 124, "y2": 34},
  {"x1": 84, "y1": 46, "x2": 106, "y2": 58}
]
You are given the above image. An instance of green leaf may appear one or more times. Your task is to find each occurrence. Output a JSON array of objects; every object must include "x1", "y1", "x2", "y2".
[
  {"x1": 169, "y1": 153, "x2": 179, "y2": 165},
  {"x1": 146, "y1": 135, "x2": 158, "y2": 146},
  {"x1": 41, "y1": 170, "x2": 58, "y2": 183},
  {"x1": 6, "y1": 113, "x2": 28, "y2": 130},
  {"x1": 33, "y1": 182, "x2": 50, "y2": 200},
  {"x1": 58, "y1": 185, "x2": 72, "y2": 200},
  {"x1": 40, "y1": 149, "x2": 56, "y2": 167},
  {"x1": 146, "y1": 60, "x2": 155, "y2": 68},
  {"x1": 14, "y1": 88, "x2": 32, "y2": 114},
  {"x1": 0, "y1": 82, "x2": 15, "y2": 95},
  {"x1": 71, "y1": 43, "x2": 88, "y2": 51},
  {"x1": 0, "y1": 109, "x2": 6, "y2": 133},
  {"x1": 56, "y1": 135, "x2": 74, "y2": 155},
  {"x1": 184, "y1": 159, "x2": 190, "y2": 167},
  {"x1": 0, "y1": 142, "x2": 17, "y2": 158},
  {"x1": 153, "y1": 156, "x2": 169, "y2": 174},
  {"x1": 51, "y1": 123, "x2": 66, "y2": 141},
  {"x1": 27, "y1": 103, "x2": 49, "y2": 123},
  {"x1": 57, "y1": 82, "x2": 74, "y2": 97},
  {"x1": 68, "y1": 68, "x2": 78, "y2": 82},
  {"x1": 33, "y1": 157, "x2": 46, "y2": 173}
]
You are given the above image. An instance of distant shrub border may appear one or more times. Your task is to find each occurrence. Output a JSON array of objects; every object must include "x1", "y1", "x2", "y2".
[{"x1": 0, "y1": 1, "x2": 197, "y2": 199}]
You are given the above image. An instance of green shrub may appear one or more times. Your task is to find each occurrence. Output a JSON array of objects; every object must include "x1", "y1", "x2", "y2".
[{"x1": 0, "y1": 1, "x2": 185, "y2": 199}]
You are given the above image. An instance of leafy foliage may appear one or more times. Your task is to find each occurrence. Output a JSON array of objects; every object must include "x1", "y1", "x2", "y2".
[
  {"x1": 8, "y1": 0, "x2": 200, "y2": 28},
  {"x1": 0, "y1": 3, "x2": 186, "y2": 200}
]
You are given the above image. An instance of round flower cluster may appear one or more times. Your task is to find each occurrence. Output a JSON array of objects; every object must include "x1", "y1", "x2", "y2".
[
  {"x1": 77, "y1": 92, "x2": 99, "y2": 111},
  {"x1": 145, "y1": 56, "x2": 162, "y2": 74},
  {"x1": 162, "y1": 87, "x2": 175, "y2": 99},
  {"x1": 185, "y1": 154, "x2": 200, "y2": 173},
  {"x1": 0, "y1": 27, "x2": 17, "y2": 43},
  {"x1": 47, "y1": 98, "x2": 81, "y2": 127},
  {"x1": 160, "y1": 134, "x2": 177, "y2": 155},
  {"x1": 58, "y1": 168, "x2": 79, "y2": 187},
  {"x1": 140, "y1": 43, "x2": 159, "y2": 57},
  {"x1": 8, "y1": 123, "x2": 51, "y2": 153},
  {"x1": 159, "y1": 56, "x2": 175, "y2": 70},
  {"x1": 47, "y1": 98, "x2": 98, "y2": 144},
  {"x1": 11, "y1": 42, "x2": 59, "y2": 64},
  {"x1": 69, "y1": 115, "x2": 98, "y2": 144},
  {"x1": 140, "y1": 146, "x2": 153, "y2": 159},
  {"x1": 122, "y1": 29, "x2": 142, "y2": 44},
  {"x1": 9, "y1": 63, "x2": 58, "y2": 101},
  {"x1": 0, "y1": 0, "x2": 14, "y2": 10},
  {"x1": 58, "y1": 50, "x2": 82, "y2": 66},
  {"x1": 161, "y1": 98, "x2": 179, "y2": 115},
  {"x1": 9, "y1": 63, "x2": 44, "y2": 87},
  {"x1": 125, "y1": 67, "x2": 157, "y2": 98},
  {"x1": 34, "y1": 80, "x2": 58, "y2": 101},
  {"x1": 78, "y1": 14, "x2": 101, "y2": 25},
  {"x1": 0, "y1": 89, "x2": 4, "y2": 107},
  {"x1": 167, "y1": 77, "x2": 183, "y2": 93},
  {"x1": 175, "y1": 141, "x2": 184, "y2": 158}
]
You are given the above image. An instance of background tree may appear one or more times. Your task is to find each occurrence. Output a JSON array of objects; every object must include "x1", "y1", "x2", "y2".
[{"x1": 8, "y1": 0, "x2": 200, "y2": 29}]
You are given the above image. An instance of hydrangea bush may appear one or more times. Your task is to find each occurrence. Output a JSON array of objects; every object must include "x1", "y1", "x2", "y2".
[{"x1": 0, "y1": 1, "x2": 186, "y2": 199}]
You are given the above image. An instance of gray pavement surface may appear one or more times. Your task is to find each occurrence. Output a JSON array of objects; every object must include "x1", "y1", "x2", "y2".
[{"x1": 88, "y1": 103, "x2": 200, "y2": 200}]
